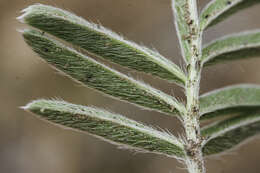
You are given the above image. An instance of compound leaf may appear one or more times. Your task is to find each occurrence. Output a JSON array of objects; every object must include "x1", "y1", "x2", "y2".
[
  {"x1": 200, "y1": 0, "x2": 260, "y2": 30},
  {"x1": 18, "y1": 4, "x2": 187, "y2": 86},
  {"x1": 23, "y1": 99, "x2": 185, "y2": 158},
  {"x1": 200, "y1": 84, "x2": 260, "y2": 119},
  {"x1": 202, "y1": 31, "x2": 260, "y2": 66},
  {"x1": 22, "y1": 29, "x2": 186, "y2": 116},
  {"x1": 202, "y1": 112, "x2": 260, "y2": 156}
]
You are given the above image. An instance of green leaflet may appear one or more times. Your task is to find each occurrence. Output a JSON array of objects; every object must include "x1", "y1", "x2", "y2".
[
  {"x1": 22, "y1": 29, "x2": 186, "y2": 116},
  {"x1": 18, "y1": 4, "x2": 187, "y2": 86},
  {"x1": 200, "y1": 0, "x2": 260, "y2": 30},
  {"x1": 171, "y1": 0, "x2": 195, "y2": 62},
  {"x1": 202, "y1": 31, "x2": 260, "y2": 66},
  {"x1": 202, "y1": 112, "x2": 260, "y2": 156},
  {"x1": 200, "y1": 84, "x2": 260, "y2": 119},
  {"x1": 200, "y1": 106, "x2": 260, "y2": 120},
  {"x1": 23, "y1": 99, "x2": 185, "y2": 158}
]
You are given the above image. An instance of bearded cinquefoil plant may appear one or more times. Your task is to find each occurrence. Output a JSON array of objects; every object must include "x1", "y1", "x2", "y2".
[{"x1": 18, "y1": 1, "x2": 260, "y2": 173}]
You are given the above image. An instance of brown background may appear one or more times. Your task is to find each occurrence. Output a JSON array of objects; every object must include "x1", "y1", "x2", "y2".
[{"x1": 1, "y1": 0, "x2": 260, "y2": 172}]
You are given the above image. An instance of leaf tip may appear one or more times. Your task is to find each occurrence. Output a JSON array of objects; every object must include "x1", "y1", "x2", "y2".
[
  {"x1": 20, "y1": 105, "x2": 28, "y2": 111},
  {"x1": 17, "y1": 3, "x2": 47, "y2": 23},
  {"x1": 20, "y1": 103, "x2": 35, "y2": 115},
  {"x1": 17, "y1": 5, "x2": 34, "y2": 23},
  {"x1": 16, "y1": 28, "x2": 25, "y2": 34},
  {"x1": 21, "y1": 99, "x2": 46, "y2": 112}
]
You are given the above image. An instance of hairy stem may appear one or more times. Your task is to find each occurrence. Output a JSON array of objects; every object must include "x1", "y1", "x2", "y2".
[{"x1": 182, "y1": 0, "x2": 205, "y2": 173}]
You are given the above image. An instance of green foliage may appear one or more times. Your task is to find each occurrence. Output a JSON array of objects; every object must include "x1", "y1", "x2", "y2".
[
  {"x1": 19, "y1": 4, "x2": 186, "y2": 86},
  {"x1": 23, "y1": 99, "x2": 185, "y2": 158},
  {"x1": 171, "y1": 0, "x2": 198, "y2": 62},
  {"x1": 18, "y1": 1, "x2": 260, "y2": 173},
  {"x1": 202, "y1": 112, "x2": 260, "y2": 155},
  {"x1": 200, "y1": 85, "x2": 260, "y2": 119},
  {"x1": 200, "y1": 106, "x2": 260, "y2": 121},
  {"x1": 202, "y1": 31, "x2": 260, "y2": 65},
  {"x1": 200, "y1": 0, "x2": 260, "y2": 30},
  {"x1": 22, "y1": 29, "x2": 186, "y2": 116}
]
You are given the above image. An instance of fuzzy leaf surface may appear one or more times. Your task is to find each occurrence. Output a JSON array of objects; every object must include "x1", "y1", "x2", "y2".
[
  {"x1": 18, "y1": 4, "x2": 187, "y2": 86},
  {"x1": 24, "y1": 99, "x2": 185, "y2": 158},
  {"x1": 200, "y1": 0, "x2": 260, "y2": 30},
  {"x1": 22, "y1": 29, "x2": 186, "y2": 116},
  {"x1": 202, "y1": 112, "x2": 260, "y2": 155},
  {"x1": 200, "y1": 84, "x2": 260, "y2": 119},
  {"x1": 171, "y1": 0, "x2": 195, "y2": 62},
  {"x1": 200, "y1": 106, "x2": 260, "y2": 120},
  {"x1": 202, "y1": 31, "x2": 260, "y2": 66}
]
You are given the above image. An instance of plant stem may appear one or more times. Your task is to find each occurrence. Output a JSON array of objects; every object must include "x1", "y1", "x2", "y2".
[{"x1": 182, "y1": 0, "x2": 205, "y2": 173}]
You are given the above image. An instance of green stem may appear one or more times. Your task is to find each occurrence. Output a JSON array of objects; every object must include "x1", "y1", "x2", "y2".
[{"x1": 182, "y1": 0, "x2": 205, "y2": 173}]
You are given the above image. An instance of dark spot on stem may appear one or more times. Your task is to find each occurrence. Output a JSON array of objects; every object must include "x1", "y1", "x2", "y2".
[
  {"x1": 186, "y1": 148, "x2": 196, "y2": 157},
  {"x1": 195, "y1": 60, "x2": 201, "y2": 70},
  {"x1": 195, "y1": 129, "x2": 199, "y2": 135},
  {"x1": 204, "y1": 14, "x2": 209, "y2": 19},
  {"x1": 188, "y1": 20, "x2": 193, "y2": 25},
  {"x1": 186, "y1": 64, "x2": 191, "y2": 72},
  {"x1": 227, "y1": 1, "x2": 232, "y2": 5}
]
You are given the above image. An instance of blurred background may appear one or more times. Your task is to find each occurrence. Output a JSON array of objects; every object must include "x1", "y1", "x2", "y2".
[{"x1": 1, "y1": 0, "x2": 260, "y2": 172}]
